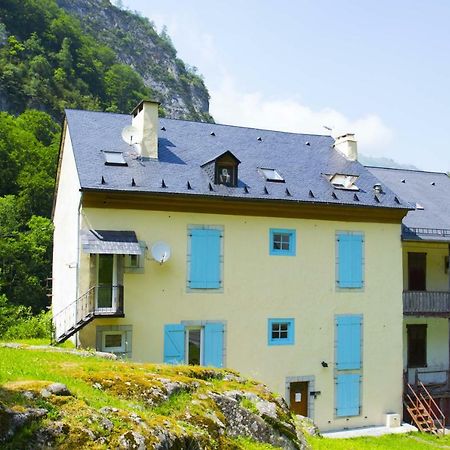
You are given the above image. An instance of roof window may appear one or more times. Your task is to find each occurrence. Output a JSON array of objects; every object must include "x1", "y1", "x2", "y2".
[
  {"x1": 328, "y1": 173, "x2": 359, "y2": 191},
  {"x1": 201, "y1": 150, "x2": 240, "y2": 187},
  {"x1": 260, "y1": 168, "x2": 285, "y2": 183},
  {"x1": 103, "y1": 151, "x2": 127, "y2": 166}
]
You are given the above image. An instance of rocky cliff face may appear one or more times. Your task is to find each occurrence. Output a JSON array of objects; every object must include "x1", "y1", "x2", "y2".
[{"x1": 56, "y1": 0, "x2": 213, "y2": 122}]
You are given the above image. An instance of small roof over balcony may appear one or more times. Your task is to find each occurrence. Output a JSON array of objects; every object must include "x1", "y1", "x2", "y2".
[{"x1": 81, "y1": 230, "x2": 142, "y2": 255}]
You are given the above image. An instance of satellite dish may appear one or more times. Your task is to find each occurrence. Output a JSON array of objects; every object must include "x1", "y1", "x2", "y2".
[
  {"x1": 121, "y1": 125, "x2": 143, "y2": 145},
  {"x1": 151, "y1": 241, "x2": 171, "y2": 264}
]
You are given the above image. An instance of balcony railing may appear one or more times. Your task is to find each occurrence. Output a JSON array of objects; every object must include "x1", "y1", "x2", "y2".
[
  {"x1": 403, "y1": 290, "x2": 450, "y2": 316},
  {"x1": 53, "y1": 284, "x2": 124, "y2": 343}
]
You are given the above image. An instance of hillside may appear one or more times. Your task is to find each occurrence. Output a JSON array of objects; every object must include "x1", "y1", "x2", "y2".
[
  {"x1": 0, "y1": 345, "x2": 309, "y2": 449},
  {"x1": 0, "y1": 0, "x2": 212, "y2": 121}
]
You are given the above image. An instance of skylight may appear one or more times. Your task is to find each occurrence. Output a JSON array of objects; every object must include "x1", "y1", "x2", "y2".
[
  {"x1": 328, "y1": 173, "x2": 359, "y2": 191},
  {"x1": 103, "y1": 151, "x2": 127, "y2": 166},
  {"x1": 260, "y1": 168, "x2": 285, "y2": 182}
]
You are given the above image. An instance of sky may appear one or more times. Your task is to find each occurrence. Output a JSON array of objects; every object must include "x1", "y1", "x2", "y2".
[{"x1": 122, "y1": 0, "x2": 450, "y2": 172}]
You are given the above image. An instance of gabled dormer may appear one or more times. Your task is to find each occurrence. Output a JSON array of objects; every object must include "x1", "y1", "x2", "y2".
[{"x1": 201, "y1": 151, "x2": 241, "y2": 187}]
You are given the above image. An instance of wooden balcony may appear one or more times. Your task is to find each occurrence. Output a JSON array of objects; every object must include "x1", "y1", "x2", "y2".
[{"x1": 403, "y1": 291, "x2": 450, "y2": 317}]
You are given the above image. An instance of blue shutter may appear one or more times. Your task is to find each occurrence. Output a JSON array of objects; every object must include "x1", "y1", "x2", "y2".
[
  {"x1": 189, "y1": 229, "x2": 221, "y2": 289},
  {"x1": 336, "y1": 315, "x2": 362, "y2": 370},
  {"x1": 203, "y1": 323, "x2": 224, "y2": 368},
  {"x1": 336, "y1": 374, "x2": 360, "y2": 416},
  {"x1": 337, "y1": 233, "x2": 363, "y2": 288},
  {"x1": 163, "y1": 324, "x2": 185, "y2": 364}
]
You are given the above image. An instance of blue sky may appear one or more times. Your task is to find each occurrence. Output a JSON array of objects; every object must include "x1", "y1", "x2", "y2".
[{"x1": 123, "y1": 0, "x2": 450, "y2": 172}]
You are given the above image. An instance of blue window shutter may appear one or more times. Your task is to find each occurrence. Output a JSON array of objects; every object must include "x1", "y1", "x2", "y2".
[
  {"x1": 189, "y1": 229, "x2": 221, "y2": 289},
  {"x1": 336, "y1": 374, "x2": 360, "y2": 416},
  {"x1": 163, "y1": 324, "x2": 185, "y2": 364},
  {"x1": 203, "y1": 323, "x2": 224, "y2": 368},
  {"x1": 336, "y1": 315, "x2": 362, "y2": 370},
  {"x1": 338, "y1": 233, "x2": 363, "y2": 288}
]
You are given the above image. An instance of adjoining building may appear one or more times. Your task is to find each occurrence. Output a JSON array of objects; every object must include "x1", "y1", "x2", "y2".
[
  {"x1": 369, "y1": 167, "x2": 450, "y2": 419},
  {"x1": 52, "y1": 100, "x2": 410, "y2": 431}
]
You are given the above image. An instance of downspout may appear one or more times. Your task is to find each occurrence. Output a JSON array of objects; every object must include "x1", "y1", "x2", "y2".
[{"x1": 75, "y1": 193, "x2": 82, "y2": 348}]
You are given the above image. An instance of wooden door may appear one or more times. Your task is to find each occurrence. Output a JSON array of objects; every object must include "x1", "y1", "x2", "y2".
[
  {"x1": 408, "y1": 252, "x2": 426, "y2": 291},
  {"x1": 289, "y1": 382, "x2": 308, "y2": 416}
]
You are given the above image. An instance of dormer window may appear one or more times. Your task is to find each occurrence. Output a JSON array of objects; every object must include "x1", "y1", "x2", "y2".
[
  {"x1": 260, "y1": 168, "x2": 285, "y2": 182},
  {"x1": 103, "y1": 151, "x2": 127, "y2": 166},
  {"x1": 201, "y1": 151, "x2": 240, "y2": 188},
  {"x1": 327, "y1": 173, "x2": 359, "y2": 191}
]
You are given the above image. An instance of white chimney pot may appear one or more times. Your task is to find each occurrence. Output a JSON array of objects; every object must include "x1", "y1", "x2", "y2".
[
  {"x1": 334, "y1": 133, "x2": 358, "y2": 161},
  {"x1": 131, "y1": 100, "x2": 159, "y2": 159}
]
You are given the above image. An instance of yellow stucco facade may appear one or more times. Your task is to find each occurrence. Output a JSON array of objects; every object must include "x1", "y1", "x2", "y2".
[{"x1": 74, "y1": 206, "x2": 404, "y2": 431}]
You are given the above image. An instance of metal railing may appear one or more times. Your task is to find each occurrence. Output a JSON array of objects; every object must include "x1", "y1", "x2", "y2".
[
  {"x1": 405, "y1": 381, "x2": 445, "y2": 434},
  {"x1": 53, "y1": 284, "x2": 124, "y2": 343},
  {"x1": 403, "y1": 291, "x2": 450, "y2": 315},
  {"x1": 402, "y1": 225, "x2": 450, "y2": 240}
]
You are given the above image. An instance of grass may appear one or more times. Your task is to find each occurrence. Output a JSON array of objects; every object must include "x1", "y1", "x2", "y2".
[
  {"x1": 308, "y1": 432, "x2": 450, "y2": 449},
  {"x1": 0, "y1": 345, "x2": 294, "y2": 449}
]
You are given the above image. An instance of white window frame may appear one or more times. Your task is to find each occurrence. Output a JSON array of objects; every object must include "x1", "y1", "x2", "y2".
[{"x1": 102, "y1": 330, "x2": 126, "y2": 353}]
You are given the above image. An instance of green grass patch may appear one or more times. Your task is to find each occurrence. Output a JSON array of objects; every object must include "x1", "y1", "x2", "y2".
[
  {"x1": 233, "y1": 436, "x2": 282, "y2": 449},
  {"x1": 308, "y1": 432, "x2": 450, "y2": 449},
  {"x1": 151, "y1": 390, "x2": 192, "y2": 416}
]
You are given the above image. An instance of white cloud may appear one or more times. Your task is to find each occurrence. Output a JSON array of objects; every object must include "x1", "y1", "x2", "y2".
[{"x1": 210, "y1": 77, "x2": 393, "y2": 156}]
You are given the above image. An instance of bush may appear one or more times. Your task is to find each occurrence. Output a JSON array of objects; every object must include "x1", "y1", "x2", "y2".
[{"x1": 0, "y1": 294, "x2": 51, "y2": 340}]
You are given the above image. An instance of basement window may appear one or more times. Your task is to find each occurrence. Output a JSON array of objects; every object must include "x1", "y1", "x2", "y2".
[
  {"x1": 328, "y1": 173, "x2": 359, "y2": 191},
  {"x1": 260, "y1": 168, "x2": 285, "y2": 182},
  {"x1": 103, "y1": 151, "x2": 127, "y2": 166}
]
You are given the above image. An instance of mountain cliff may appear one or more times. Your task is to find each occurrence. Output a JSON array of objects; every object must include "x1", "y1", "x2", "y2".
[{"x1": 0, "y1": 0, "x2": 212, "y2": 121}]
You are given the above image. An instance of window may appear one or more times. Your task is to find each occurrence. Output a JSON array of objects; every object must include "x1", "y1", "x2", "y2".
[
  {"x1": 124, "y1": 241, "x2": 146, "y2": 273},
  {"x1": 103, "y1": 151, "x2": 127, "y2": 166},
  {"x1": 96, "y1": 325, "x2": 132, "y2": 357},
  {"x1": 216, "y1": 164, "x2": 237, "y2": 187},
  {"x1": 407, "y1": 324, "x2": 427, "y2": 368},
  {"x1": 335, "y1": 315, "x2": 362, "y2": 417},
  {"x1": 328, "y1": 173, "x2": 359, "y2": 190},
  {"x1": 270, "y1": 229, "x2": 296, "y2": 256},
  {"x1": 188, "y1": 227, "x2": 223, "y2": 289},
  {"x1": 260, "y1": 168, "x2": 285, "y2": 182},
  {"x1": 164, "y1": 322, "x2": 224, "y2": 367},
  {"x1": 102, "y1": 331, "x2": 125, "y2": 353},
  {"x1": 268, "y1": 319, "x2": 295, "y2": 345},
  {"x1": 336, "y1": 232, "x2": 364, "y2": 288}
]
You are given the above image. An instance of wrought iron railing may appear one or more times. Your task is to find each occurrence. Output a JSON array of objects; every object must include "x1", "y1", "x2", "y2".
[
  {"x1": 53, "y1": 284, "x2": 124, "y2": 343},
  {"x1": 403, "y1": 291, "x2": 450, "y2": 315},
  {"x1": 402, "y1": 225, "x2": 450, "y2": 240}
]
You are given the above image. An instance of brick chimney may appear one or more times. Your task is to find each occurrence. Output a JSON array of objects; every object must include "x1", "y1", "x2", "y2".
[
  {"x1": 131, "y1": 100, "x2": 159, "y2": 159},
  {"x1": 334, "y1": 133, "x2": 357, "y2": 161}
]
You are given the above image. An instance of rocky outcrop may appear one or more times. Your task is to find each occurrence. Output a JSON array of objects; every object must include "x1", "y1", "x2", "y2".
[{"x1": 56, "y1": 0, "x2": 213, "y2": 122}]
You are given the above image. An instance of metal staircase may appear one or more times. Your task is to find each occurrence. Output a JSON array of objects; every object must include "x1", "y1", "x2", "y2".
[
  {"x1": 53, "y1": 285, "x2": 124, "y2": 344},
  {"x1": 404, "y1": 381, "x2": 445, "y2": 434}
]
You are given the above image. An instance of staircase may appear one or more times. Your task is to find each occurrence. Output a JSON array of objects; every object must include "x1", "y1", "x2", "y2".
[
  {"x1": 404, "y1": 381, "x2": 445, "y2": 434},
  {"x1": 53, "y1": 285, "x2": 124, "y2": 344}
]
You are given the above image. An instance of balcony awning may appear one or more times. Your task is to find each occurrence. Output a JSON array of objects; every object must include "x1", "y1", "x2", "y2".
[{"x1": 81, "y1": 230, "x2": 143, "y2": 255}]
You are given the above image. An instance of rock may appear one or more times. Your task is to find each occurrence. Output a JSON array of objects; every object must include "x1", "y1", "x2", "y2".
[
  {"x1": 0, "y1": 405, "x2": 47, "y2": 443},
  {"x1": 22, "y1": 391, "x2": 35, "y2": 400},
  {"x1": 100, "y1": 417, "x2": 114, "y2": 431},
  {"x1": 255, "y1": 398, "x2": 278, "y2": 419},
  {"x1": 118, "y1": 430, "x2": 146, "y2": 449},
  {"x1": 211, "y1": 393, "x2": 301, "y2": 450},
  {"x1": 99, "y1": 406, "x2": 119, "y2": 414},
  {"x1": 197, "y1": 393, "x2": 208, "y2": 400},
  {"x1": 45, "y1": 383, "x2": 71, "y2": 396}
]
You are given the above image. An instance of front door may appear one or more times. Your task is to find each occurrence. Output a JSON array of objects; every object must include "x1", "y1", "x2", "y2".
[
  {"x1": 96, "y1": 254, "x2": 117, "y2": 311},
  {"x1": 289, "y1": 382, "x2": 308, "y2": 416}
]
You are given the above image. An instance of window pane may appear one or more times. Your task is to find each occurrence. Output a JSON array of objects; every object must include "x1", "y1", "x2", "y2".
[
  {"x1": 188, "y1": 329, "x2": 201, "y2": 365},
  {"x1": 104, "y1": 334, "x2": 122, "y2": 348}
]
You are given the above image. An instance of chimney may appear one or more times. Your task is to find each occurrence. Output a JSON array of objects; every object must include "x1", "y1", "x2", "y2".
[
  {"x1": 334, "y1": 133, "x2": 357, "y2": 161},
  {"x1": 131, "y1": 100, "x2": 159, "y2": 159}
]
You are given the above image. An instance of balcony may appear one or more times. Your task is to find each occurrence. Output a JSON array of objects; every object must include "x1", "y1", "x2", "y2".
[
  {"x1": 403, "y1": 291, "x2": 450, "y2": 316},
  {"x1": 54, "y1": 284, "x2": 124, "y2": 343}
]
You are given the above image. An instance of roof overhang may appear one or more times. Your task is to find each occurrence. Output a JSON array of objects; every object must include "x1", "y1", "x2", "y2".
[{"x1": 81, "y1": 229, "x2": 142, "y2": 255}]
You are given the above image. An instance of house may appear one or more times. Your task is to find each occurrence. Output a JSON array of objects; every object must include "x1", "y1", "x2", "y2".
[
  {"x1": 368, "y1": 167, "x2": 450, "y2": 418},
  {"x1": 52, "y1": 100, "x2": 410, "y2": 431}
]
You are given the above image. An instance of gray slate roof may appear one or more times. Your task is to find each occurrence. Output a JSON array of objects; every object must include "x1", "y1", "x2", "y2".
[
  {"x1": 81, "y1": 230, "x2": 142, "y2": 255},
  {"x1": 368, "y1": 167, "x2": 450, "y2": 242},
  {"x1": 65, "y1": 109, "x2": 409, "y2": 211}
]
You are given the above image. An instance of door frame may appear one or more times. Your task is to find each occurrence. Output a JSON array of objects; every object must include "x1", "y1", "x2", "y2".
[
  {"x1": 285, "y1": 375, "x2": 315, "y2": 419},
  {"x1": 96, "y1": 253, "x2": 118, "y2": 312}
]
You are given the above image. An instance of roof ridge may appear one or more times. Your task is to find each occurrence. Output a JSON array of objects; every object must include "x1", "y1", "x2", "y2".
[{"x1": 366, "y1": 165, "x2": 448, "y2": 176}]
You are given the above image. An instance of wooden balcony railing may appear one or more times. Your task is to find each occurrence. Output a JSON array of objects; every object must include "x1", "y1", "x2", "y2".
[{"x1": 403, "y1": 291, "x2": 450, "y2": 316}]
